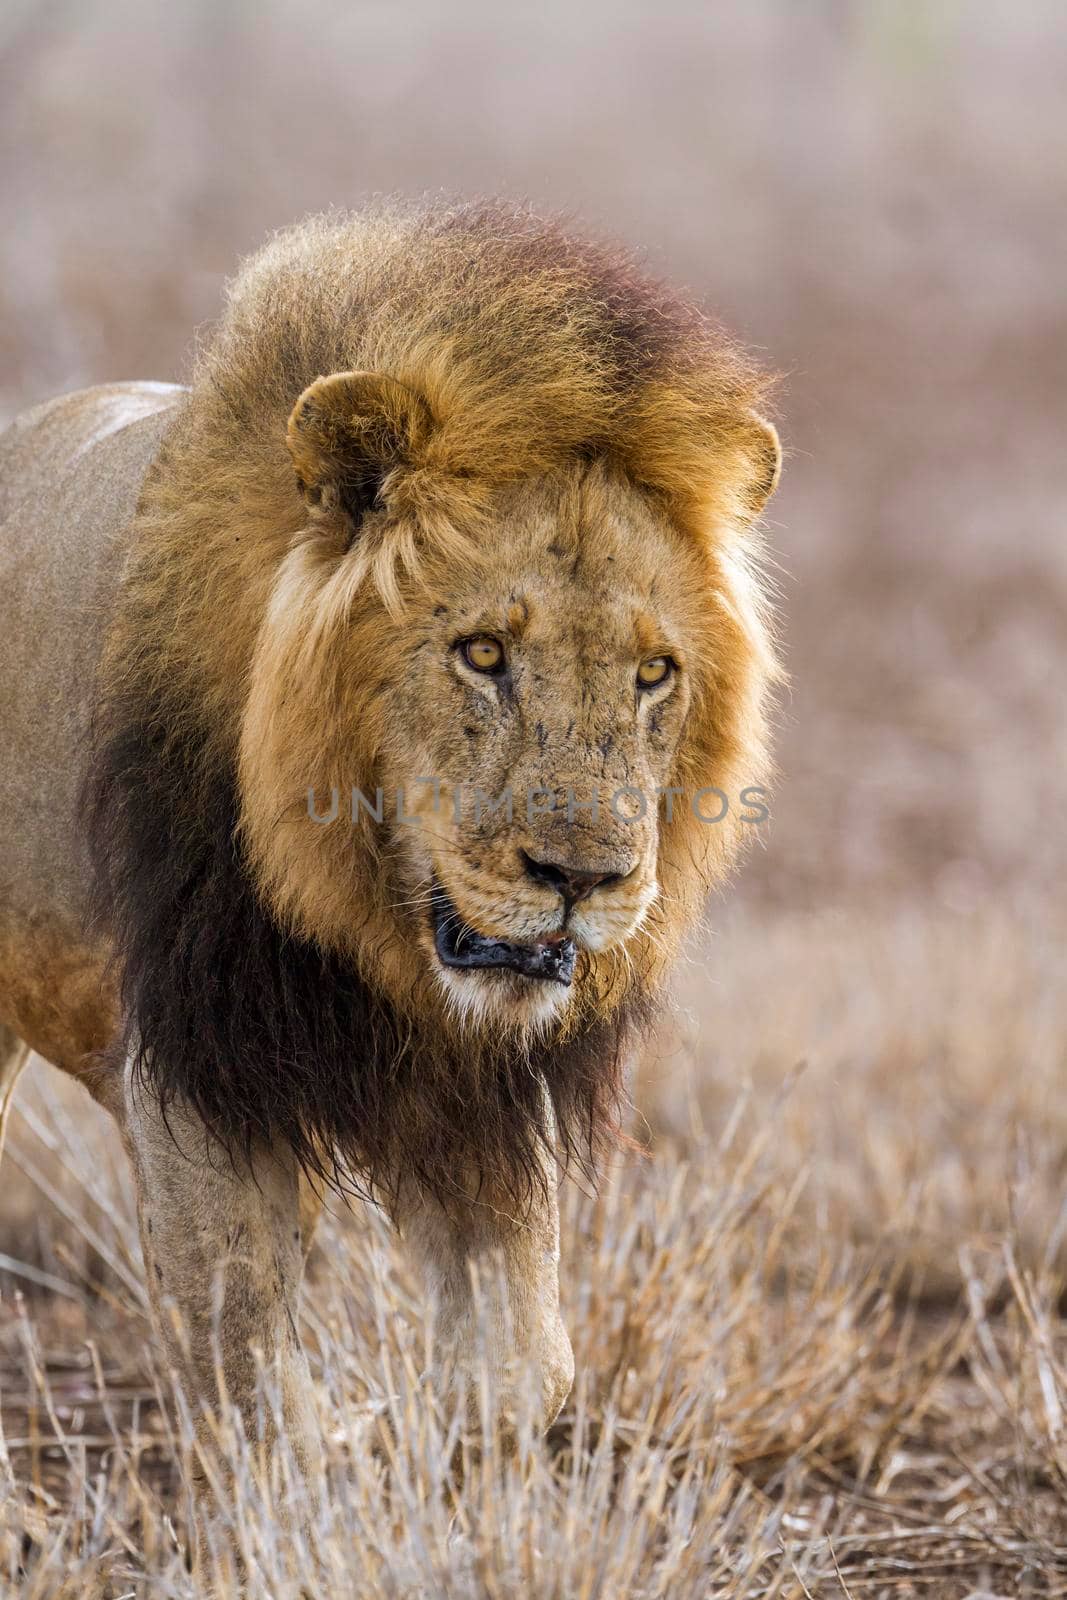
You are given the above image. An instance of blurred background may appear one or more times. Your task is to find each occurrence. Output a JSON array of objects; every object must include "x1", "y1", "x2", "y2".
[{"x1": 2, "y1": 0, "x2": 1064, "y2": 910}]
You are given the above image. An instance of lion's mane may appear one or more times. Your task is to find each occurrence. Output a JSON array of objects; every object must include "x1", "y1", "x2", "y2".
[{"x1": 84, "y1": 200, "x2": 777, "y2": 1208}]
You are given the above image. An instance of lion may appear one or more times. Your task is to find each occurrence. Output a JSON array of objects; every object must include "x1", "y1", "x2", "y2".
[{"x1": 0, "y1": 200, "x2": 780, "y2": 1514}]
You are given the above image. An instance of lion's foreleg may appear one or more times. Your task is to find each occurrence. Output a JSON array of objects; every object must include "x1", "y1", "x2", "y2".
[
  {"x1": 122, "y1": 1057, "x2": 323, "y2": 1510},
  {"x1": 396, "y1": 1142, "x2": 574, "y2": 1443},
  {"x1": 297, "y1": 1169, "x2": 324, "y2": 1262}
]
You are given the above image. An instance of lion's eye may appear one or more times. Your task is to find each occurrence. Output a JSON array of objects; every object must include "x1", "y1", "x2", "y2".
[
  {"x1": 637, "y1": 655, "x2": 673, "y2": 690},
  {"x1": 460, "y1": 636, "x2": 505, "y2": 674}
]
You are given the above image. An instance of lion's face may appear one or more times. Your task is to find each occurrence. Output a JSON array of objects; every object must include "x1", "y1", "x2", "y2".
[
  {"x1": 240, "y1": 366, "x2": 776, "y2": 1041},
  {"x1": 374, "y1": 467, "x2": 698, "y2": 1030}
]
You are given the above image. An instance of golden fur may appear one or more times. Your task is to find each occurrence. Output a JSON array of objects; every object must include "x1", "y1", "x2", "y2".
[{"x1": 99, "y1": 201, "x2": 779, "y2": 1059}]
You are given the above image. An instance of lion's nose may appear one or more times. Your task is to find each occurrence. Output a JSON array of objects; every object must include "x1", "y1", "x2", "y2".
[{"x1": 520, "y1": 850, "x2": 626, "y2": 906}]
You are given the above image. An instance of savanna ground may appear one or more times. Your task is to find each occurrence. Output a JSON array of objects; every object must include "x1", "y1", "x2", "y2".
[{"x1": 2, "y1": 4, "x2": 1066, "y2": 1595}]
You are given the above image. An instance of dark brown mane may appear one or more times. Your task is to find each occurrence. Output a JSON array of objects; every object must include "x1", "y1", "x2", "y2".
[{"x1": 84, "y1": 694, "x2": 651, "y2": 1208}]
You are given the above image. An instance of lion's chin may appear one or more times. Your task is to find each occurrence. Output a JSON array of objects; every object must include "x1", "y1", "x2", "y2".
[{"x1": 432, "y1": 960, "x2": 574, "y2": 1035}]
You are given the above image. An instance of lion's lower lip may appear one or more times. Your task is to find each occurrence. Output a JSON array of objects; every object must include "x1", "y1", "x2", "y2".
[{"x1": 430, "y1": 883, "x2": 577, "y2": 985}]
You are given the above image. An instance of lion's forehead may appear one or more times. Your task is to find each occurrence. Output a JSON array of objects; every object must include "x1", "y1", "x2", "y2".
[
  {"x1": 431, "y1": 520, "x2": 693, "y2": 654},
  {"x1": 444, "y1": 465, "x2": 690, "y2": 601}
]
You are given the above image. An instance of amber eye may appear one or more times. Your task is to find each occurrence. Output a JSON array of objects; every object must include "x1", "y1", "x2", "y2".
[
  {"x1": 637, "y1": 655, "x2": 673, "y2": 690},
  {"x1": 460, "y1": 636, "x2": 505, "y2": 674}
]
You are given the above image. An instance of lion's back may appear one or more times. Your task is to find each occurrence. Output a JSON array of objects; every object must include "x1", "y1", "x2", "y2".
[{"x1": 0, "y1": 382, "x2": 184, "y2": 1072}]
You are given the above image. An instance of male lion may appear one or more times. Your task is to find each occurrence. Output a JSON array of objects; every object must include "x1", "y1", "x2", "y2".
[{"x1": 0, "y1": 202, "x2": 779, "y2": 1501}]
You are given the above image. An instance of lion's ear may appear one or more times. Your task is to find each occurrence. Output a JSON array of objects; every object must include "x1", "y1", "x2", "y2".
[
  {"x1": 740, "y1": 412, "x2": 782, "y2": 518},
  {"x1": 287, "y1": 371, "x2": 434, "y2": 530}
]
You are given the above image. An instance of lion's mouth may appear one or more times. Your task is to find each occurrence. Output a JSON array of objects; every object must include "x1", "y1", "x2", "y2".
[{"x1": 430, "y1": 883, "x2": 577, "y2": 985}]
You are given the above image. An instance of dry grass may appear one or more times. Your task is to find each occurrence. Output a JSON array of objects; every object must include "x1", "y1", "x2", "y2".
[{"x1": 2, "y1": 899, "x2": 1066, "y2": 1597}]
